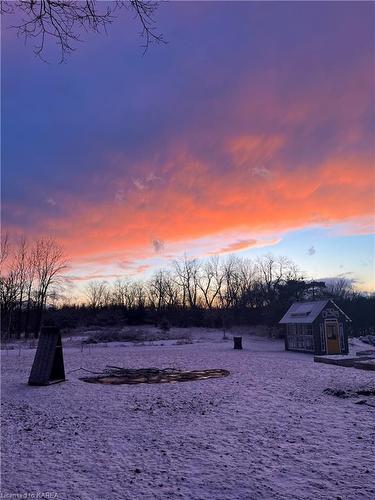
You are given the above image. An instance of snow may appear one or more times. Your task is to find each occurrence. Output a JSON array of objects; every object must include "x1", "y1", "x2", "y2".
[
  {"x1": 279, "y1": 300, "x2": 328, "y2": 324},
  {"x1": 1, "y1": 331, "x2": 375, "y2": 500}
]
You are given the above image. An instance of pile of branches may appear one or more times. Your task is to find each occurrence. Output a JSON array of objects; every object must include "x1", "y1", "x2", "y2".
[{"x1": 80, "y1": 365, "x2": 230, "y2": 385}]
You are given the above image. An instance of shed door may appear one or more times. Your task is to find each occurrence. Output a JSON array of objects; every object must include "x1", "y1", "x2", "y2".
[{"x1": 325, "y1": 319, "x2": 340, "y2": 354}]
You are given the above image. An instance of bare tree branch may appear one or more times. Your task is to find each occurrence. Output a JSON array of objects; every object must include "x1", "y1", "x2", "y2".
[{"x1": 1, "y1": 0, "x2": 164, "y2": 62}]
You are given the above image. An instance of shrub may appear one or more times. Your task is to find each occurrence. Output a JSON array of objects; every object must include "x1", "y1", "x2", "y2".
[{"x1": 159, "y1": 317, "x2": 171, "y2": 333}]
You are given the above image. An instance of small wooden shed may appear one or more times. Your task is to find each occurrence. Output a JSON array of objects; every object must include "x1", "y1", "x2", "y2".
[{"x1": 279, "y1": 300, "x2": 351, "y2": 355}]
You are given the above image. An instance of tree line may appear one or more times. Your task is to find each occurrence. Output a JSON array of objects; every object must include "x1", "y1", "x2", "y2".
[
  {"x1": 79, "y1": 256, "x2": 374, "y2": 335},
  {"x1": 1, "y1": 235, "x2": 66, "y2": 339},
  {"x1": 1, "y1": 235, "x2": 374, "y2": 339}
]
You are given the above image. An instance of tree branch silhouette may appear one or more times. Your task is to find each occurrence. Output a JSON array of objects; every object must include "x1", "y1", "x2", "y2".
[{"x1": 1, "y1": 0, "x2": 163, "y2": 62}]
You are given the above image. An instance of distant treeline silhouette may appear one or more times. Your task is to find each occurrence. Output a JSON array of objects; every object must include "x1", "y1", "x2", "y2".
[{"x1": 1, "y1": 235, "x2": 374, "y2": 339}]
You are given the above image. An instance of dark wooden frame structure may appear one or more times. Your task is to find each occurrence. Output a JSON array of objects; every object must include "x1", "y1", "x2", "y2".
[{"x1": 28, "y1": 326, "x2": 66, "y2": 385}]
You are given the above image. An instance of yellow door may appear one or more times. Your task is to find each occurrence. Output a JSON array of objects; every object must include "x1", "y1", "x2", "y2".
[{"x1": 325, "y1": 320, "x2": 340, "y2": 354}]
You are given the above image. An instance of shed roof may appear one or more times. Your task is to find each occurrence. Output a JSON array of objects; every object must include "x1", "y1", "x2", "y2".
[{"x1": 279, "y1": 300, "x2": 351, "y2": 324}]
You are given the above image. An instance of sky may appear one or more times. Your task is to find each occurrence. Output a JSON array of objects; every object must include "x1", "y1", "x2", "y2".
[{"x1": 2, "y1": 1, "x2": 375, "y2": 292}]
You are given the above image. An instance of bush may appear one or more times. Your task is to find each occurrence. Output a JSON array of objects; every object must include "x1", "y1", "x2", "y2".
[{"x1": 159, "y1": 317, "x2": 171, "y2": 333}]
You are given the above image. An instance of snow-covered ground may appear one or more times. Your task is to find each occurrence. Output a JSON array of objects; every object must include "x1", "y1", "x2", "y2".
[{"x1": 1, "y1": 331, "x2": 375, "y2": 500}]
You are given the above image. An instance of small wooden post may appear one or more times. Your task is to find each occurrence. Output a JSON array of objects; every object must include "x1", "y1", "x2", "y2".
[{"x1": 233, "y1": 337, "x2": 242, "y2": 350}]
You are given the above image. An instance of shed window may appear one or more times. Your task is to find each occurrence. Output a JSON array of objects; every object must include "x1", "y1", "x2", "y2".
[
  {"x1": 287, "y1": 323, "x2": 314, "y2": 352},
  {"x1": 326, "y1": 320, "x2": 338, "y2": 340},
  {"x1": 287, "y1": 324, "x2": 296, "y2": 335}
]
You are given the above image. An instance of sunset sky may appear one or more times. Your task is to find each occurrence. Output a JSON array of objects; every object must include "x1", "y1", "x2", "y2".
[{"x1": 2, "y1": 2, "x2": 375, "y2": 292}]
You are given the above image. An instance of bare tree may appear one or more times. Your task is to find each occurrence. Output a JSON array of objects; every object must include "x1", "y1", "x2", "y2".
[
  {"x1": 13, "y1": 237, "x2": 29, "y2": 338},
  {"x1": 32, "y1": 237, "x2": 67, "y2": 336},
  {"x1": 24, "y1": 244, "x2": 36, "y2": 338},
  {"x1": 111, "y1": 279, "x2": 129, "y2": 307},
  {"x1": 326, "y1": 278, "x2": 354, "y2": 301},
  {"x1": 132, "y1": 281, "x2": 146, "y2": 309},
  {"x1": 173, "y1": 256, "x2": 200, "y2": 309},
  {"x1": 1, "y1": 0, "x2": 163, "y2": 62},
  {"x1": 0, "y1": 260, "x2": 19, "y2": 339},
  {"x1": 147, "y1": 270, "x2": 179, "y2": 310},
  {"x1": 123, "y1": 281, "x2": 138, "y2": 309},
  {"x1": 84, "y1": 281, "x2": 109, "y2": 309},
  {"x1": 0, "y1": 232, "x2": 10, "y2": 267},
  {"x1": 0, "y1": 235, "x2": 37, "y2": 338},
  {"x1": 148, "y1": 270, "x2": 167, "y2": 310},
  {"x1": 218, "y1": 256, "x2": 242, "y2": 309},
  {"x1": 108, "y1": 279, "x2": 146, "y2": 310},
  {"x1": 256, "y1": 254, "x2": 300, "y2": 306},
  {"x1": 234, "y1": 257, "x2": 258, "y2": 309},
  {"x1": 197, "y1": 256, "x2": 224, "y2": 309}
]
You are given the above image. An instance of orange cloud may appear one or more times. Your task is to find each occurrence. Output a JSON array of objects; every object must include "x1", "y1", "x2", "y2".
[
  {"x1": 229, "y1": 134, "x2": 284, "y2": 167},
  {"x1": 4, "y1": 57, "x2": 373, "y2": 280},
  {"x1": 65, "y1": 273, "x2": 122, "y2": 282},
  {"x1": 26, "y1": 150, "x2": 373, "y2": 274},
  {"x1": 213, "y1": 239, "x2": 258, "y2": 254},
  {"x1": 207, "y1": 237, "x2": 282, "y2": 256}
]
